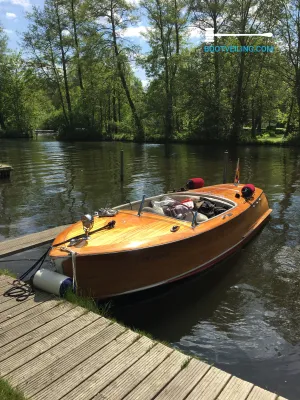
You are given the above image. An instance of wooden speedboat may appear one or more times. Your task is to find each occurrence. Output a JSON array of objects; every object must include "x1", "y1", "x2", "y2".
[{"x1": 49, "y1": 181, "x2": 272, "y2": 299}]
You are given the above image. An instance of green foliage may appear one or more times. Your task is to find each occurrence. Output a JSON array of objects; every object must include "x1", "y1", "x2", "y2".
[
  {"x1": 0, "y1": 269, "x2": 17, "y2": 278},
  {"x1": 0, "y1": 378, "x2": 27, "y2": 400},
  {"x1": 64, "y1": 287, "x2": 111, "y2": 317},
  {"x1": 1, "y1": 0, "x2": 300, "y2": 143}
]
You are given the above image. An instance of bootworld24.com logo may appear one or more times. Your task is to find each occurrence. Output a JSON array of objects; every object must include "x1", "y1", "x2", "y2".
[{"x1": 204, "y1": 28, "x2": 274, "y2": 53}]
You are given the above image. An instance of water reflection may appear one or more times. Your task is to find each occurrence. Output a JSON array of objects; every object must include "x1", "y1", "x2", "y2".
[{"x1": 1, "y1": 139, "x2": 300, "y2": 399}]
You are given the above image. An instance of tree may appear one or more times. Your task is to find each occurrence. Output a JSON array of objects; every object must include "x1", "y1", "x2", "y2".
[
  {"x1": 89, "y1": 0, "x2": 145, "y2": 140},
  {"x1": 141, "y1": 0, "x2": 189, "y2": 140},
  {"x1": 278, "y1": 0, "x2": 300, "y2": 135}
]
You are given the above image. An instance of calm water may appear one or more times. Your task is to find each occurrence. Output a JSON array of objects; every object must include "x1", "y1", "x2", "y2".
[{"x1": 1, "y1": 138, "x2": 300, "y2": 399}]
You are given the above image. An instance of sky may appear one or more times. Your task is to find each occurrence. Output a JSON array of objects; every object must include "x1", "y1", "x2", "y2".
[{"x1": 0, "y1": 0, "x2": 203, "y2": 86}]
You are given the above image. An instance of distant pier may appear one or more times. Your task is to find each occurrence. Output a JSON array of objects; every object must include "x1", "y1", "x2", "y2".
[
  {"x1": 0, "y1": 164, "x2": 13, "y2": 179},
  {"x1": 0, "y1": 225, "x2": 70, "y2": 258}
]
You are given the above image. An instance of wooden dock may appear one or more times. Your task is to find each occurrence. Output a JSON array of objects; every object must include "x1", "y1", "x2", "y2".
[
  {"x1": 0, "y1": 225, "x2": 70, "y2": 258},
  {"x1": 0, "y1": 164, "x2": 13, "y2": 179},
  {"x1": 0, "y1": 274, "x2": 288, "y2": 400}
]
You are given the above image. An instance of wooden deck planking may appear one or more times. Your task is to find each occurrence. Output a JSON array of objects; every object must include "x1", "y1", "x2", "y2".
[
  {"x1": 122, "y1": 351, "x2": 189, "y2": 400},
  {"x1": 0, "y1": 277, "x2": 289, "y2": 400},
  {"x1": 7, "y1": 315, "x2": 106, "y2": 387},
  {"x1": 247, "y1": 386, "x2": 278, "y2": 400},
  {"x1": 19, "y1": 323, "x2": 125, "y2": 398},
  {"x1": 0, "y1": 309, "x2": 95, "y2": 377},
  {"x1": 31, "y1": 329, "x2": 139, "y2": 400},
  {"x1": 217, "y1": 376, "x2": 254, "y2": 399},
  {"x1": 0, "y1": 293, "x2": 52, "y2": 329},
  {"x1": 95, "y1": 343, "x2": 173, "y2": 400},
  {"x1": 185, "y1": 366, "x2": 232, "y2": 400},
  {"x1": 0, "y1": 305, "x2": 83, "y2": 366},
  {"x1": 0, "y1": 301, "x2": 72, "y2": 351},
  {"x1": 62, "y1": 336, "x2": 154, "y2": 400},
  {"x1": 154, "y1": 358, "x2": 211, "y2": 400},
  {"x1": 0, "y1": 225, "x2": 70, "y2": 257}
]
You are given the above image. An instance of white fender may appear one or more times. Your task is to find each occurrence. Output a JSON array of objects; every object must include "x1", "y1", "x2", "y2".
[{"x1": 33, "y1": 268, "x2": 72, "y2": 297}]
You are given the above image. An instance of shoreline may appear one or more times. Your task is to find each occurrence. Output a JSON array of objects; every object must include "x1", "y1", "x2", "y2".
[{"x1": 0, "y1": 135, "x2": 298, "y2": 147}]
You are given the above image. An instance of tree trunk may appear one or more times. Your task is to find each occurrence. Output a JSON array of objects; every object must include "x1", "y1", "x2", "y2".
[
  {"x1": 251, "y1": 99, "x2": 256, "y2": 138},
  {"x1": 118, "y1": 94, "x2": 121, "y2": 122},
  {"x1": 172, "y1": 0, "x2": 180, "y2": 134},
  {"x1": 213, "y1": 15, "x2": 220, "y2": 137},
  {"x1": 107, "y1": 92, "x2": 111, "y2": 135},
  {"x1": 0, "y1": 112, "x2": 6, "y2": 129},
  {"x1": 110, "y1": 1, "x2": 144, "y2": 141},
  {"x1": 296, "y1": 71, "x2": 300, "y2": 136},
  {"x1": 112, "y1": 87, "x2": 117, "y2": 133},
  {"x1": 49, "y1": 40, "x2": 69, "y2": 125},
  {"x1": 70, "y1": 0, "x2": 84, "y2": 90},
  {"x1": 285, "y1": 96, "x2": 294, "y2": 137},
  {"x1": 232, "y1": 44, "x2": 246, "y2": 141},
  {"x1": 54, "y1": 0, "x2": 72, "y2": 127}
]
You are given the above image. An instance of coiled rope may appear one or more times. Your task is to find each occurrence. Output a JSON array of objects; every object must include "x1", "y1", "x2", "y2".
[{"x1": 3, "y1": 247, "x2": 50, "y2": 301}]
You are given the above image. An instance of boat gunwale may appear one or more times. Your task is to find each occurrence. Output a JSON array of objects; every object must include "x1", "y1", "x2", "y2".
[
  {"x1": 50, "y1": 186, "x2": 269, "y2": 258},
  {"x1": 98, "y1": 208, "x2": 272, "y2": 298}
]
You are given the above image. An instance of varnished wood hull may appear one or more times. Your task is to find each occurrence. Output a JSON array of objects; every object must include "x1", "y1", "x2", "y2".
[{"x1": 50, "y1": 184, "x2": 272, "y2": 299}]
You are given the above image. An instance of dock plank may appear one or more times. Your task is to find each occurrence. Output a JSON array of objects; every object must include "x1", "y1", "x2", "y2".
[
  {"x1": 19, "y1": 323, "x2": 125, "y2": 398},
  {"x1": 155, "y1": 358, "x2": 211, "y2": 400},
  {"x1": 0, "y1": 292, "x2": 35, "y2": 313},
  {"x1": 95, "y1": 343, "x2": 173, "y2": 400},
  {"x1": 186, "y1": 366, "x2": 231, "y2": 400},
  {"x1": 0, "y1": 304, "x2": 81, "y2": 365},
  {"x1": 217, "y1": 376, "x2": 253, "y2": 399},
  {"x1": 0, "y1": 275, "x2": 288, "y2": 400},
  {"x1": 7, "y1": 314, "x2": 106, "y2": 387},
  {"x1": 0, "y1": 301, "x2": 72, "y2": 350},
  {"x1": 35, "y1": 330, "x2": 141, "y2": 400},
  {"x1": 0, "y1": 308, "x2": 93, "y2": 377},
  {"x1": 0, "y1": 293, "x2": 52, "y2": 329},
  {"x1": 0, "y1": 225, "x2": 70, "y2": 258},
  {"x1": 62, "y1": 336, "x2": 153, "y2": 400},
  {"x1": 123, "y1": 350, "x2": 189, "y2": 400},
  {"x1": 247, "y1": 386, "x2": 277, "y2": 400}
]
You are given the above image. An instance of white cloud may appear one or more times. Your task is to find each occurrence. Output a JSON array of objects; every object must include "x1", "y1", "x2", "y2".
[
  {"x1": 121, "y1": 26, "x2": 151, "y2": 37},
  {"x1": 3, "y1": 28, "x2": 13, "y2": 34},
  {"x1": 11, "y1": 0, "x2": 31, "y2": 8},
  {"x1": 141, "y1": 79, "x2": 149, "y2": 88},
  {"x1": 6, "y1": 12, "x2": 17, "y2": 19}
]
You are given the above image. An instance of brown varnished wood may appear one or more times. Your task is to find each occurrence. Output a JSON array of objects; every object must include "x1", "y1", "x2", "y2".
[
  {"x1": 50, "y1": 184, "x2": 263, "y2": 256},
  {"x1": 49, "y1": 184, "x2": 272, "y2": 298}
]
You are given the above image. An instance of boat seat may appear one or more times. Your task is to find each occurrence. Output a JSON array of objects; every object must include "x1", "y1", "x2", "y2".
[
  {"x1": 142, "y1": 206, "x2": 208, "y2": 224},
  {"x1": 142, "y1": 207, "x2": 165, "y2": 216}
]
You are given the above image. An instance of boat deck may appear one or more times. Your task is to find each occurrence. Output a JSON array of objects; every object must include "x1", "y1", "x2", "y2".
[{"x1": 0, "y1": 274, "x2": 287, "y2": 400}]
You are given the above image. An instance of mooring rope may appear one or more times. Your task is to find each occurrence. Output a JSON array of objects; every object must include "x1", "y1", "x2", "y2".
[
  {"x1": 59, "y1": 247, "x2": 78, "y2": 293},
  {"x1": 2, "y1": 248, "x2": 50, "y2": 301},
  {"x1": 2, "y1": 220, "x2": 116, "y2": 301}
]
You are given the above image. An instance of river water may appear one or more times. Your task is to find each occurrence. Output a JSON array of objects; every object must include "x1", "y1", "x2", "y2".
[{"x1": 1, "y1": 138, "x2": 300, "y2": 399}]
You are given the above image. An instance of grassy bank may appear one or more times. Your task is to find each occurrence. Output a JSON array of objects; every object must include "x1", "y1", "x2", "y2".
[
  {"x1": 2, "y1": 127, "x2": 300, "y2": 146},
  {"x1": 0, "y1": 269, "x2": 17, "y2": 278},
  {"x1": 0, "y1": 378, "x2": 27, "y2": 400}
]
